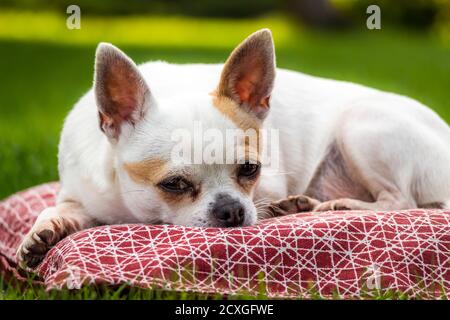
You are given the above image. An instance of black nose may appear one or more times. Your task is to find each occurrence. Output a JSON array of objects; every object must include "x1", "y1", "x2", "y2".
[{"x1": 211, "y1": 194, "x2": 245, "y2": 227}]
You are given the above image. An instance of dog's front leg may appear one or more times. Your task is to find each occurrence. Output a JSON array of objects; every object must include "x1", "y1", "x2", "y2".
[
  {"x1": 17, "y1": 201, "x2": 96, "y2": 269},
  {"x1": 314, "y1": 198, "x2": 370, "y2": 211},
  {"x1": 269, "y1": 195, "x2": 364, "y2": 215},
  {"x1": 314, "y1": 191, "x2": 416, "y2": 211},
  {"x1": 269, "y1": 190, "x2": 416, "y2": 214},
  {"x1": 269, "y1": 195, "x2": 322, "y2": 216}
]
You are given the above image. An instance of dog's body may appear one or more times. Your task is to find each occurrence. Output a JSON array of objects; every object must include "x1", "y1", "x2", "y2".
[{"x1": 18, "y1": 29, "x2": 450, "y2": 268}]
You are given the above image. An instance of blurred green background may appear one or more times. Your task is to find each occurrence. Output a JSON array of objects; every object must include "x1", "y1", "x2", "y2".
[{"x1": 0, "y1": 0, "x2": 450, "y2": 199}]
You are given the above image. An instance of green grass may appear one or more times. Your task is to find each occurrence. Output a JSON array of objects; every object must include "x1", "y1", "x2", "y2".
[
  {"x1": 3, "y1": 273, "x2": 443, "y2": 300},
  {"x1": 0, "y1": 11, "x2": 449, "y2": 299},
  {"x1": 0, "y1": 276, "x2": 252, "y2": 300}
]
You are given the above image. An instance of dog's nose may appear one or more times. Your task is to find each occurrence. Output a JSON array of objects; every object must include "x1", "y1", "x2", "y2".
[
  {"x1": 211, "y1": 194, "x2": 245, "y2": 227},
  {"x1": 213, "y1": 203, "x2": 245, "y2": 227}
]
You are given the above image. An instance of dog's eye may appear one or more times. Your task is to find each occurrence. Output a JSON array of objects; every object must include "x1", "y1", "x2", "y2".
[
  {"x1": 238, "y1": 161, "x2": 261, "y2": 178},
  {"x1": 158, "y1": 176, "x2": 192, "y2": 194}
]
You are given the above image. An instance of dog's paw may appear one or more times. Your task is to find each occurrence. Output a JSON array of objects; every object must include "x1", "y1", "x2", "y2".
[
  {"x1": 16, "y1": 219, "x2": 68, "y2": 270},
  {"x1": 314, "y1": 199, "x2": 352, "y2": 212},
  {"x1": 269, "y1": 195, "x2": 321, "y2": 216}
]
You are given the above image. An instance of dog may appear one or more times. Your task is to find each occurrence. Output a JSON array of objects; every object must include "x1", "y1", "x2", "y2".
[{"x1": 17, "y1": 29, "x2": 450, "y2": 269}]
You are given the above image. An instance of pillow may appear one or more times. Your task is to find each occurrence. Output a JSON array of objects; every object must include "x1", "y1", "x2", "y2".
[{"x1": 1, "y1": 183, "x2": 449, "y2": 298}]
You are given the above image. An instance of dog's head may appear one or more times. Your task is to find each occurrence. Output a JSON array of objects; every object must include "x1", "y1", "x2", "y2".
[{"x1": 94, "y1": 29, "x2": 276, "y2": 227}]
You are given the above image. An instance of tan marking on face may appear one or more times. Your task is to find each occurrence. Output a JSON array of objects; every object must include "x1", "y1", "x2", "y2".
[
  {"x1": 125, "y1": 159, "x2": 200, "y2": 209},
  {"x1": 157, "y1": 190, "x2": 196, "y2": 209},
  {"x1": 212, "y1": 94, "x2": 262, "y2": 132},
  {"x1": 212, "y1": 94, "x2": 263, "y2": 195},
  {"x1": 212, "y1": 93, "x2": 264, "y2": 160},
  {"x1": 236, "y1": 175, "x2": 260, "y2": 195},
  {"x1": 235, "y1": 143, "x2": 260, "y2": 164},
  {"x1": 244, "y1": 133, "x2": 261, "y2": 159},
  {"x1": 123, "y1": 158, "x2": 168, "y2": 185},
  {"x1": 234, "y1": 149, "x2": 261, "y2": 195}
]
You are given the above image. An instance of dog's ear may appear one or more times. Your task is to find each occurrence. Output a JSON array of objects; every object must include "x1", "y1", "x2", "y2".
[
  {"x1": 217, "y1": 29, "x2": 276, "y2": 119},
  {"x1": 94, "y1": 43, "x2": 151, "y2": 141}
]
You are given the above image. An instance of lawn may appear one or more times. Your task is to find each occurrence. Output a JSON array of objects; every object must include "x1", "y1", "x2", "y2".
[{"x1": 0, "y1": 11, "x2": 449, "y2": 299}]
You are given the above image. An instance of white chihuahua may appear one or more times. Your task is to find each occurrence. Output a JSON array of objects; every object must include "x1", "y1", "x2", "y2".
[{"x1": 18, "y1": 29, "x2": 450, "y2": 268}]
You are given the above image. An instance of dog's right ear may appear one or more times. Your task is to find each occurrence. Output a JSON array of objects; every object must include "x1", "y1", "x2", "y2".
[
  {"x1": 217, "y1": 29, "x2": 275, "y2": 120},
  {"x1": 94, "y1": 43, "x2": 151, "y2": 141}
]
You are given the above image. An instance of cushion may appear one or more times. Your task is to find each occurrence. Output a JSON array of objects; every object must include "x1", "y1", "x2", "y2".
[{"x1": 1, "y1": 183, "x2": 449, "y2": 298}]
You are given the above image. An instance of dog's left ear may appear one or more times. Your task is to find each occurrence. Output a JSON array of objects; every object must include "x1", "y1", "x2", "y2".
[
  {"x1": 94, "y1": 43, "x2": 151, "y2": 141},
  {"x1": 217, "y1": 29, "x2": 276, "y2": 119}
]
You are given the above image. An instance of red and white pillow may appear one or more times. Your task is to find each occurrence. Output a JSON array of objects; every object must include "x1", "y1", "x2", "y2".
[{"x1": 1, "y1": 183, "x2": 449, "y2": 298}]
